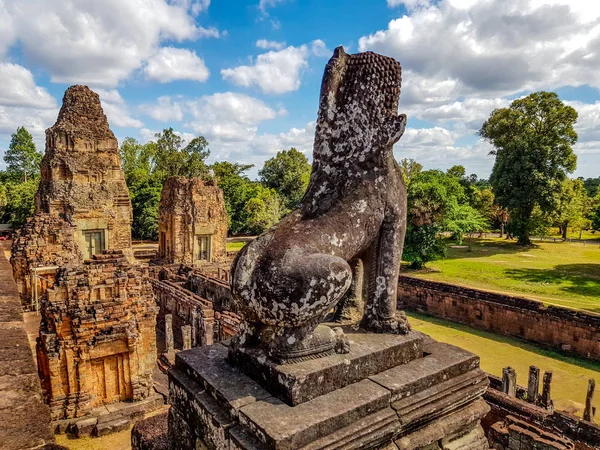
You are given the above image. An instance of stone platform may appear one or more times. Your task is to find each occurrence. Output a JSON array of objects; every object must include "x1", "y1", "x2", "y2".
[{"x1": 167, "y1": 330, "x2": 490, "y2": 450}]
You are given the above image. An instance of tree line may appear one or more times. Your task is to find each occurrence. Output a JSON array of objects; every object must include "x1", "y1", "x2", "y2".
[{"x1": 1, "y1": 91, "x2": 599, "y2": 269}]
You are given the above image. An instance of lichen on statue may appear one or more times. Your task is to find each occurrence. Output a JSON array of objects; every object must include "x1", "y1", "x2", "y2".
[{"x1": 230, "y1": 46, "x2": 410, "y2": 363}]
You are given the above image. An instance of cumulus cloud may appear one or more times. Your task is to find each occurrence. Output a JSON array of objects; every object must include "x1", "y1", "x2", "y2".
[
  {"x1": 143, "y1": 47, "x2": 210, "y2": 83},
  {"x1": 0, "y1": 63, "x2": 56, "y2": 109},
  {"x1": 138, "y1": 96, "x2": 185, "y2": 123},
  {"x1": 360, "y1": 0, "x2": 600, "y2": 98},
  {"x1": 136, "y1": 91, "x2": 309, "y2": 171},
  {"x1": 186, "y1": 92, "x2": 286, "y2": 141},
  {"x1": 95, "y1": 89, "x2": 144, "y2": 129},
  {"x1": 358, "y1": 0, "x2": 600, "y2": 176},
  {"x1": 0, "y1": 0, "x2": 221, "y2": 87},
  {"x1": 566, "y1": 101, "x2": 600, "y2": 146},
  {"x1": 256, "y1": 39, "x2": 286, "y2": 50},
  {"x1": 0, "y1": 63, "x2": 58, "y2": 145},
  {"x1": 259, "y1": 0, "x2": 285, "y2": 13},
  {"x1": 221, "y1": 40, "x2": 330, "y2": 94},
  {"x1": 387, "y1": 0, "x2": 431, "y2": 9}
]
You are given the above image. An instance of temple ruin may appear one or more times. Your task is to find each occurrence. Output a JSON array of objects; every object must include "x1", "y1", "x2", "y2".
[
  {"x1": 157, "y1": 177, "x2": 228, "y2": 266},
  {"x1": 37, "y1": 251, "x2": 159, "y2": 423},
  {"x1": 6, "y1": 85, "x2": 164, "y2": 438},
  {"x1": 11, "y1": 85, "x2": 133, "y2": 308}
]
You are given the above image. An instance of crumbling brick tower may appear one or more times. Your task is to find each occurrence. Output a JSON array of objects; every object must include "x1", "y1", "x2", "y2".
[
  {"x1": 11, "y1": 85, "x2": 134, "y2": 307},
  {"x1": 158, "y1": 177, "x2": 228, "y2": 266},
  {"x1": 36, "y1": 251, "x2": 158, "y2": 420}
]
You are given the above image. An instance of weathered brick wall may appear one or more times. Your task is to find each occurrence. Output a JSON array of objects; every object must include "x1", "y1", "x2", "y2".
[
  {"x1": 398, "y1": 276, "x2": 600, "y2": 360},
  {"x1": 37, "y1": 251, "x2": 157, "y2": 420},
  {"x1": 152, "y1": 279, "x2": 215, "y2": 347},
  {"x1": 185, "y1": 271, "x2": 236, "y2": 313},
  {"x1": 158, "y1": 177, "x2": 227, "y2": 266},
  {"x1": 484, "y1": 385, "x2": 599, "y2": 450},
  {"x1": 11, "y1": 85, "x2": 134, "y2": 306}
]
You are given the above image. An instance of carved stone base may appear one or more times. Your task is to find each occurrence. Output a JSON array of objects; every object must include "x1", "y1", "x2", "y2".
[
  {"x1": 228, "y1": 327, "x2": 423, "y2": 405},
  {"x1": 167, "y1": 333, "x2": 490, "y2": 450}
]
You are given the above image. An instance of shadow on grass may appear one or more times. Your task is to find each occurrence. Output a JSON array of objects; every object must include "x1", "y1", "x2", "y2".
[
  {"x1": 442, "y1": 238, "x2": 537, "y2": 261},
  {"x1": 505, "y1": 264, "x2": 600, "y2": 306},
  {"x1": 406, "y1": 310, "x2": 600, "y2": 372}
]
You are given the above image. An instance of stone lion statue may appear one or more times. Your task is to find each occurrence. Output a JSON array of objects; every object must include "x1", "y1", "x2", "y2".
[{"x1": 230, "y1": 46, "x2": 409, "y2": 362}]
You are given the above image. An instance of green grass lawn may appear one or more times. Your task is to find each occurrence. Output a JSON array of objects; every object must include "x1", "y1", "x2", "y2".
[
  {"x1": 407, "y1": 311, "x2": 599, "y2": 417},
  {"x1": 226, "y1": 241, "x2": 246, "y2": 252},
  {"x1": 407, "y1": 237, "x2": 600, "y2": 313},
  {"x1": 546, "y1": 227, "x2": 600, "y2": 241}
]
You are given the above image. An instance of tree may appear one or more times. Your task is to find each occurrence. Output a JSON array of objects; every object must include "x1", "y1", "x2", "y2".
[
  {"x1": 0, "y1": 179, "x2": 38, "y2": 227},
  {"x1": 153, "y1": 128, "x2": 210, "y2": 182},
  {"x1": 399, "y1": 158, "x2": 423, "y2": 186},
  {"x1": 403, "y1": 170, "x2": 461, "y2": 268},
  {"x1": 211, "y1": 161, "x2": 256, "y2": 234},
  {"x1": 120, "y1": 137, "x2": 155, "y2": 184},
  {"x1": 259, "y1": 148, "x2": 311, "y2": 210},
  {"x1": 480, "y1": 91, "x2": 578, "y2": 245},
  {"x1": 552, "y1": 179, "x2": 590, "y2": 239},
  {"x1": 130, "y1": 179, "x2": 162, "y2": 241},
  {"x1": 580, "y1": 177, "x2": 600, "y2": 198},
  {"x1": 244, "y1": 186, "x2": 286, "y2": 235},
  {"x1": 4, "y1": 127, "x2": 42, "y2": 182},
  {"x1": 590, "y1": 193, "x2": 600, "y2": 232}
]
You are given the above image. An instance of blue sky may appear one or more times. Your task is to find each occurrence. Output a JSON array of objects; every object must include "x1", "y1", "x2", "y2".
[{"x1": 1, "y1": 0, "x2": 599, "y2": 179}]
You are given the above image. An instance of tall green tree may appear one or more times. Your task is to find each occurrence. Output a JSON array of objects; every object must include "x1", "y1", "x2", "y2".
[
  {"x1": 153, "y1": 128, "x2": 210, "y2": 182},
  {"x1": 0, "y1": 179, "x2": 38, "y2": 227},
  {"x1": 552, "y1": 178, "x2": 591, "y2": 239},
  {"x1": 580, "y1": 177, "x2": 600, "y2": 198},
  {"x1": 590, "y1": 193, "x2": 600, "y2": 232},
  {"x1": 244, "y1": 186, "x2": 286, "y2": 235},
  {"x1": 211, "y1": 161, "x2": 256, "y2": 234},
  {"x1": 399, "y1": 158, "x2": 423, "y2": 186},
  {"x1": 120, "y1": 137, "x2": 156, "y2": 183},
  {"x1": 259, "y1": 148, "x2": 311, "y2": 210},
  {"x1": 4, "y1": 127, "x2": 42, "y2": 182},
  {"x1": 480, "y1": 91, "x2": 578, "y2": 245}
]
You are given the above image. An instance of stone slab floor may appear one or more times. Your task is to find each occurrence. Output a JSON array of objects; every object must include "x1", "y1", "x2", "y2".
[{"x1": 0, "y1": 241, "x2": 55, "y2": 449}]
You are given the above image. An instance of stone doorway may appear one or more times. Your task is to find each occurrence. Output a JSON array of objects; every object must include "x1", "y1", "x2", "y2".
[
  {"x1": 83, "y1": 229, "x2": 106, "y2": 259},
  {"x1": 91, "y1": 353, "x2": 132, "y2": 406},
  {"x1": 197, "y1": 234, "x2": 212, "y2": 262}
]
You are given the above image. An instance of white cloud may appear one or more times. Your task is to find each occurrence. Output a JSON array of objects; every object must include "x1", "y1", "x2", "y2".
[
  {"x1": 138, "y1": 96, "x2": 185, "y2": 122},
  {"x1": 221, "y1": 40, "x2": 329, "y2": 94},
  {"x1": 143, "y1": 47, "x2": 210, "y2": 83},
  {"x1": 256, "y1": 39, "x2": 286, "y2": 50},
  {"x1": 411, "y1": 98, "x2": 510, "y2": 133},
  {"x1": 186, "y1": 92, "x2": 286, "y2": 141},
  {"x1": 396, "y1": 127, "x2": 495, "y2": 176},
  {"x1": 259, "y1": 0, "x2": 285, "y2": 13},
  {"x1": 360, "y1": 0, "x2": 600, "y2": 99},
  {"x1": 566, "y1": 101, "x2": 600, "y2": 146},
  {"x1": 0, "y1": 63, "x2": 58, "y2": 146},
  {"x1": 95, "y1": 89, "x2": 144, "y2": 129},
  {"x1": 387, "y1": 0, "x2": 431, "y2": 9},
  {"x1": 171, "y1": 0, "x2": 211, "y2": 16},
  {"x1": 136, "y1": 91, "x2": 304, "y2": 172},
  {"x1": 0, "y1": 63, "x2": 56, "y2": 109},
  {"x1": 0, "y1": 0, "x2": 221, "y2": 87}
]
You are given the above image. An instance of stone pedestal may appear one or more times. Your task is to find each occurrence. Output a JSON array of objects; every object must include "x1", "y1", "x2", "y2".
[{"x1": 167, "y1": 329, "x2": 490, "y2": 450}]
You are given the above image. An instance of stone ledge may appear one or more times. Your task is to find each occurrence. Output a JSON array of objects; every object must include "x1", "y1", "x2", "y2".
[
  {"x1": 168, "y1": 337, "x2": 489, "y2": 450},
  {"x1": 370, "y1": 341, "x2": 480, "y2": 403},
  {"x1": 238, "y1": 379, "x2": 391, "y2": 450},
  {"x1": 228, "y1": 328, "x2": 423, "y2": 406}
]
